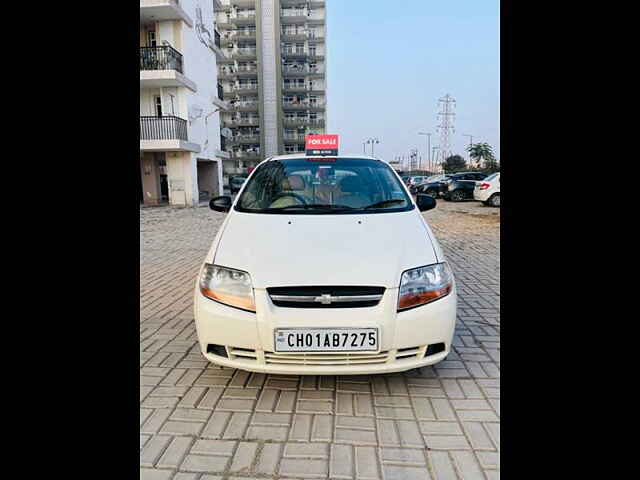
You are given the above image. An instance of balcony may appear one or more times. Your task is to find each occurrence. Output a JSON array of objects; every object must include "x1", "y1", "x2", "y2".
[
  {"x1": 230, "y1": 151, "x2": 262, "y2": 162},
  {"x1": 231, "y1": 12, "x2": 257, "y2": 25},
  {"x1": 222, "y1": 30, "x2": 256, "y2": 43},
  {"x1": 282, "y1": 65, "x2": 324, "y2": 77},
  {"x1": 282, "y1": 0, "x2": 325, "y2": 6},
  {"x1": 283, "y1": 118, "x2": 325, "y2": 128},
  {"x1": 223, "y1": 85, "x2": 259, "y2": 98},
  {"x1": 281, "y1": 32, "x2": 325, "y2": 43},
  {"x1": 227, "y1": 47, "x2": 257, "y2": 60},
  {"x1": 140, "y1": 116, "x2": 199, "y2": 152},
  {"x1": 229, "y1": 100, "x2": 259, "y2": 111},
  {"x1": 139, "y1": 46, "x2": 196, "y2": 92},
  {"x1": 280, "y1": 11, "x2": 308, "y2": 23},
  {"x1": 140, "y1": 45, "x2": 183, "y2": 73},
  {"x1": 140, "y1": 0, "x2": 193, "y2": 28},
  {"x1": 281, "y1": 49, "x2": 308, "y2": 59},
  {"x1": 282, "y1": 101, "x2": 326, "y2": 111},
  {"x1": 282, "y1": 83, "x2": 309, "y2": 93},
  {"x1": 283, "y1": 133, "x2": 307, "y2": 142},
  {"x1": 226, "y1": 134, "x2": 261, "y2": 145},
  {"x1": 222, "y1": 117, "x2": 260, "y2": 127}
]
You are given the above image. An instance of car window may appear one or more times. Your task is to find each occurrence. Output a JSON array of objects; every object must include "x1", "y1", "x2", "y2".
[
  {"x1": 236, "y1": 158, "x2": 413, "y2": 214},
  {"x1": 484, "y1": 173, "x2": 498, "y2": 182}
]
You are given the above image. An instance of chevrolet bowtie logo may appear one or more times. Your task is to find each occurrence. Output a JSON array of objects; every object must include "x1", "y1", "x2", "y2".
[{"x1": 315, "y1": 294, "x2": 334, "y2": 305}]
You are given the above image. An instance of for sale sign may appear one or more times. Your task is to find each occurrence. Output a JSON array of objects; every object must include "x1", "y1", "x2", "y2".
[{"x1": 305, "y1": 134, "x2": 339, "y2": 156}]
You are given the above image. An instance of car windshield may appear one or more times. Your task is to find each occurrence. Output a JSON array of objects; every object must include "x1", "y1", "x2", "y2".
[
  {"x1": 236, "y1": 158, "x2": 413, "y2": 214},
  {"x1": 232, "y1": 177, "x2": 246, "y2": 185}
]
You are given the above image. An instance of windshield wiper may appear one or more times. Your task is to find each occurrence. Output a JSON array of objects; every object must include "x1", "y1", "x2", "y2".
[
  {"x1": 364, "y1": 199, "x2": 406, "y2": 209},
  {"x1": 276, "y1": 204, "x2": 355, "y2": 210}
]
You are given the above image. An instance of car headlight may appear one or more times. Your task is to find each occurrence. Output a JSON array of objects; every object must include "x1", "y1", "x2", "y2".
[
  {"x1": 199, "y1": 264, "x2": 256, "y2": 312},
  {"x1": 398, "y1": 263, "x2": 453, "y2": 311}
]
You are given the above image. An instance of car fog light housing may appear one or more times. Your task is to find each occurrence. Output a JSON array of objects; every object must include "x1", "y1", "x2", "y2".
[
  {"x1": 398, "y1": 263, "x2": 453, "y2": 311},
  {"x1": 199, "y1": 264, "x2": 256, "y2": 312}
]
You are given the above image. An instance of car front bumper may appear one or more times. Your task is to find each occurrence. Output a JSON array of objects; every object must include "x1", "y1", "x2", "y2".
[{"x1": 194, "y1": 285, "x2": 457, "y2": 375}]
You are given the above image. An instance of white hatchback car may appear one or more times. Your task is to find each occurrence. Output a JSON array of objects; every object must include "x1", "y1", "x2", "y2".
[
  {"x1": 194, "y1": 155, "x2": 457, "y2": 375},
  {"x1": 473, "y1": 172, "x2": 500, "y2": 207}
]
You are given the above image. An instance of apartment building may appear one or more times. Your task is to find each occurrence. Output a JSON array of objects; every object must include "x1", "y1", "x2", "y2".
[
  {"x1": 140, "y1": 0, "x2": 229, "y2": 207},
  {"x1": 215, "y1": 0, "x2": 327, "y2": 182}
]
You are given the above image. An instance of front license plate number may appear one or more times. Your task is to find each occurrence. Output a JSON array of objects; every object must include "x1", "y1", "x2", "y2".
[{"x1": 274, "y1": 328, "x2": 378, "y2": 353}]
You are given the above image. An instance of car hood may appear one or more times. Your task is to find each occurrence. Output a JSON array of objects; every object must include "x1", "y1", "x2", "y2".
[{"x1": 213, "y1": 210, "x2": 439, "y2": 289}]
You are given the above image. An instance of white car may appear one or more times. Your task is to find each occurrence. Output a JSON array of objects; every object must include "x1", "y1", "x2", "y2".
[
  {"x1": 473, "y1": 172, "x2": 500, "y2": 207},
  {"x1": 194, "y1": 154, "x2": 457, "y2": 375}
]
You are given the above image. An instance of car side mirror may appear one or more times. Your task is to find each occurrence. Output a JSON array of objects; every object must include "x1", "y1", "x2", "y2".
[
  {"x1": 416, "y1": 194, "x2": 436, "y2": 212},
  {"x1": 209, "y1": 196, "x2": 232, "y2": 212}
]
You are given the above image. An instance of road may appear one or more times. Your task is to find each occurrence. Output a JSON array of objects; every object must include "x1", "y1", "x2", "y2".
[{"x1": 140, "y1": 199, "x2": 500, "y2": 479}]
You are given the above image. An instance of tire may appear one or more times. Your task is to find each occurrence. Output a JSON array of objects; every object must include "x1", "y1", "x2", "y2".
[
  {"x1": 450, "y1": 190, "x2": 465, "y2": 202},
  {"x1": 426, "y1": 189, "x2": 438, "y2": 198},
  {"x1": 488, "y1": 193, "x2": 500, "y2": 207}
]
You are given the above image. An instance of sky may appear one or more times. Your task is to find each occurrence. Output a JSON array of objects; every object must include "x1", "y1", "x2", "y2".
[{"x1": 326, "y1": 0, "x2": 500, "y2": 167}]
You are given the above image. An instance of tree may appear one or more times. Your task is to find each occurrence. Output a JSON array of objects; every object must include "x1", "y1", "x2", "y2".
[
  {"x1": 467, "y1": 143, "x2": 495, "y2": 169},
  {"x1": 442, "y1": 155, "x2": 466, "y2": 173}
]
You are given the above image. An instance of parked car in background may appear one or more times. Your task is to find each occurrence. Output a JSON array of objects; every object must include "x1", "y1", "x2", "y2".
[
  {"x1": 407, "y1": 176, "x2": 428, "y2": 193},
  {"x1": 474, "y1": 172, "x2": 500, "y2": 207},
  {"x1": 415, "y1": 175, "x2": 448, "y2": 197},
  {"x1": 416, "y1": 175, "x2": 454, "y2": 198},
  {"x1": 442, "y1": 172, "x2": 488, "y2": 202},
  {"x1": 229, "y1": 176, "x2": 247, "y2": 194}
]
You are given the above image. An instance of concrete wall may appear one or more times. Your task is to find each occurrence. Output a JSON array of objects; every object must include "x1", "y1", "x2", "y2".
[
  {"x1": 197, "y1": 161, "x2": 220, "y2": 199},
  {"x1": 140, "y1": 152, "x2": 162, "y2": 204},
  {"x1": 182, "y1": 0, "x2": 222, "y2": 163}
]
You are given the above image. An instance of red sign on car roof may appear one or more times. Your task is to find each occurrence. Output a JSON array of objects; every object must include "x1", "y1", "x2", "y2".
[{"x1": 305, "y1": 134, "x2": 339, "y2": 156}]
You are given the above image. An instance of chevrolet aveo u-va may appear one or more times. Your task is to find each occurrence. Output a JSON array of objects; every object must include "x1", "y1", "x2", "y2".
[{"x1": 194, "y1": 155, "x2": 457, "y2": 375}]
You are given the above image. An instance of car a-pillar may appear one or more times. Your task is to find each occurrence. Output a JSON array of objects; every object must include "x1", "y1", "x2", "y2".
[{"x1": 165, "y1": 151, "x2": 199, "y2": 207}]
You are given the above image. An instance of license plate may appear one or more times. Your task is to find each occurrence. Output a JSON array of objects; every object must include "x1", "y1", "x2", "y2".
[{"x1": 274, "y1": 328, "x2": 379, "y2": 353}]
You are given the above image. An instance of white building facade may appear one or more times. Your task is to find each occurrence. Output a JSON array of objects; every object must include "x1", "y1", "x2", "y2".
[
  {"x1": 140, "y1": 0, "x2": 229, "y2": 207},
  {"x1": 215, "y1": 0, "x2": 327, "y2": 185}
]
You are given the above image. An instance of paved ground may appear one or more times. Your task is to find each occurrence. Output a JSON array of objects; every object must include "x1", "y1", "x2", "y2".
[{"x1": 140, "y1": 199, "x2": 500, "y2": 480}]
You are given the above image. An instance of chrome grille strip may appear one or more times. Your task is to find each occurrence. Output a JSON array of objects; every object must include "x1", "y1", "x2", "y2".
[{"x1": 270, "y1": 294, "x2": 383, "y2": 303}]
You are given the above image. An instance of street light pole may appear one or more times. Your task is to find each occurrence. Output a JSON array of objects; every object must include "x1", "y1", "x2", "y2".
[
  {"x1": 418, "y1": 132, "x2": 432, "y2": 173},
  {"x1": 364, "y1": 137, "x2": 379, "y2": 157}
]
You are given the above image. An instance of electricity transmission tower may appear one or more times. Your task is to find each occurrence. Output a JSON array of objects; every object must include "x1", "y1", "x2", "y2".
[{"x1": 436, "y1": 94, "x2": 456, "y2": 170}]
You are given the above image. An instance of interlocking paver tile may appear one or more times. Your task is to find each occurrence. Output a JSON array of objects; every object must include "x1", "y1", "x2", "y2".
[{"x1": 140, "y1": 203, "x2": 500, "y2": 478}]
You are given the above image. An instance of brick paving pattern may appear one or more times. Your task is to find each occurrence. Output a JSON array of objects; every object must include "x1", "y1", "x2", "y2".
[{"x1": 140, "y1": 200, "x2": 500, "y2": 479}]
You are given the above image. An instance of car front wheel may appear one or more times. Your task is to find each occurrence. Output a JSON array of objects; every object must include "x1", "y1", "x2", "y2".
[{"x1": 450, "y1": 190, "x2": 465, "y2": 202}]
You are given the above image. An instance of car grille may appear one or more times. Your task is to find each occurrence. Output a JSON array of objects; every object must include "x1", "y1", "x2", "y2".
[
  {"x1": 267, "y1": 286, "x2": 385, "y2": 308},
  {"x1": 220, "y1": 345, "x2": 427, "y2": 366}
]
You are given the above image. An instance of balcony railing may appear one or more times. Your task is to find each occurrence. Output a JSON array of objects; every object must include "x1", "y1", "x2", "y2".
[
  {"x1": 283, "y1": 118, "x2": 324, "y2": 127},
  {"x1": 282, "y1": 49, "x2": 307, "y2": 56},
  {"x1": 283, "y1": 134, "x2": 307, "y2": 142},
  {"x1": 227, "y1": 134, "x2": 260, "y2": 143},
  {"x1": 140, "y1": 116, "x2": 188, "y2": 141},
  {"x1": 229, "y1": 151, "x2": 262, "y2": 161},
  {"x1": 283, "y1": 101, "x2": 326, "y2": 109},
  {"x1": 282, "y1": 65, "x2": 323, "y2": 74},
  {"x1": 140, "y1": 46, "x2": 183, "y2": 73},
  {"x1": 223, "y1": 117, "x2": 260, "y2": 126}
]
